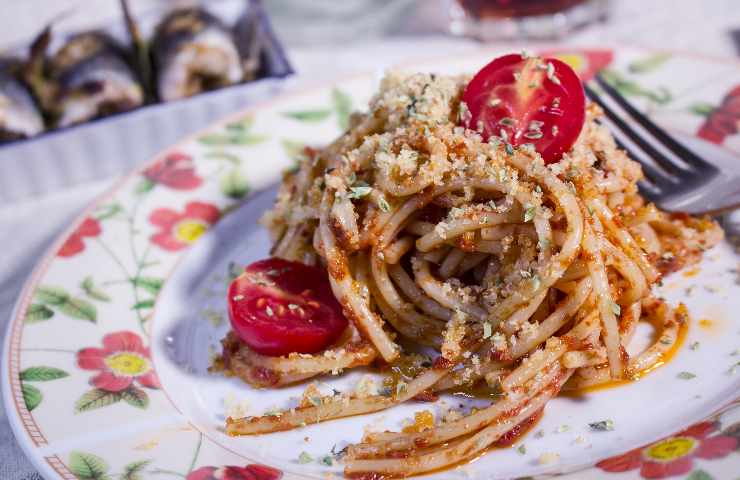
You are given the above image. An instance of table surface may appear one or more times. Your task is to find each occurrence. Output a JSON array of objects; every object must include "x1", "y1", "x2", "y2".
[{"x1": 2, "y1": 1, "x2": 739, "y2": 479}]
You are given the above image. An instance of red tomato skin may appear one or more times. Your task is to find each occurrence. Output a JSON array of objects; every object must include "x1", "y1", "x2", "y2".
[
  {"x1": 228, "y1": 258, "x2": 348, "y2": 356},
  {"x1": 462, "y1": 53, "x2": 586, "y2": 164}
]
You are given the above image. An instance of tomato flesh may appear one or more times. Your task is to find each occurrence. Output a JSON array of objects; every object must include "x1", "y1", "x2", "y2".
[
  {"x1": 227, "y1": 258, "x2": 348, "y2": 356},
  {"x1": 462, "y1": 53, "x2": 585, "y2": 163}
]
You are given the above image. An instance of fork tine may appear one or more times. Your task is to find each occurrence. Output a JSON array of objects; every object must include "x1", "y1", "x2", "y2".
[
  {"x1": 584, "y1": 84, "x2": 690, "y2": 178},
  {"x1": 594, "y1": 74, "x2": 718, "y2": 174},
  {"x1": 604, "y1": 120, "x2": 678, "y2": 192}
]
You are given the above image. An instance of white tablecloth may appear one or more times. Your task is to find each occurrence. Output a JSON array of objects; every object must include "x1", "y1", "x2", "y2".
[{"x1": 1, "y1": 1, "x2": 738, "y2": 478}]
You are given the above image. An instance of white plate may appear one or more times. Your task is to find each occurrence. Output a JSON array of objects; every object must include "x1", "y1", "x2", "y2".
[{"x1": 4, "y1": 46, "x2": 740, "y2": 480}]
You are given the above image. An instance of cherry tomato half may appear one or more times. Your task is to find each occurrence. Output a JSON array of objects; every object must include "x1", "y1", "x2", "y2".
[
  {"x1": 227, "y1": 258, "x2": 348, "y2": 357},
  {"x1": 462, "y1": 53, "x2": 586, "y2": 163}
]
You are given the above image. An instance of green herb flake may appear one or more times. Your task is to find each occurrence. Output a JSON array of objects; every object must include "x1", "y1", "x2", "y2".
[
  {"x1": 483, "y1": 322, "x2": 492, "y2": 339},
  {"x1": 348, "y1": 186, "x2": 373, "y2": 199},
  {"x1": 517, "y1": 444, "x2": 527, "y2": 455},
  {"x1": 319, "y1": 455, "x2": 333, "y2": 466},
  {"x1": 677, "y1": 371, "x2": 696, "y2": 380},
  {"x1": 505, "y1": 143, "x2": 514, "y2": 155},
  {"x1": 524, "y1": 206, "x2": 536, "y2": 223},
  {"x1": 378, "y1": 196, "x2": 391, "y2": 213},
  {"x1": 589, "y1": 419, "x2": 615, "y2": 431},
  {"x1": 610, "y1": 301, "x2": 621, "y2": 317},
  {"x1": 298, "y1": 452, "x2": 313, "y2": 464}
]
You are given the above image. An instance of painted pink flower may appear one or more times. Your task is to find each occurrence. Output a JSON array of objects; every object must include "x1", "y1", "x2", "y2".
[
  {"x1": 77, "y1": 331, "x2": 160, "y2": 392},
  {"x1": 538, "y1": 49, "x2": 614, "y2": 82},
  {"x1": 597, "y1": 421, "x2": 737, "y2": 478},
  {"x1": 58, "y1": 217, "x2": 101, "y2": 258},
  {"x1": 187, "y1": 464, "x2": 282, "y2": 480},
  {"x1": 149, "y1": 201, "x2": 220, "y2": 251},
  {"x1": 697, "y1": 85, "x2": 740, "y2": 145},
  {"x1": 142, "y1": 152, "x2": 202, "y2": 190}
]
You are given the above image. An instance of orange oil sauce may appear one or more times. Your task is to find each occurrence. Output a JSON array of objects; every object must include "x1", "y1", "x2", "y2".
[{"x1": 563, "y1": 318, "x2": 688, "y2": 395}]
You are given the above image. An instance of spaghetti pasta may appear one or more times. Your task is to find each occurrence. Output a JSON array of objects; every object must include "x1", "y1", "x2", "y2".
[{"x1": 219, "y1": 69, "x2": 723, "y2": 477}]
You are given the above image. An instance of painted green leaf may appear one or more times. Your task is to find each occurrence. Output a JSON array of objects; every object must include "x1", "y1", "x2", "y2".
[
  {"x1": 198, "y1": 133, "x2": 268, "y2": 146},
  {"x1": 204, "y1": 151, "x2": 241, "y2": 165},
  {"x1": 75, "y1": 388, "x2": 122, "y2": 413},
  {"x1": 221, "y1": 169, "x2": 250, "y2": 200},
  {"x1": 225, "y1": 115, "x2": 254, "y2": 132},
  {"x1": 600, "y1": 69, "x2": 672, "y2": 104},
  {"x1": 132, "y1": 300, "x2": 155, "y2": 310},
  {"x1": 35, "y1": 286, "x2": 70, "y2": 305},
  {"x1": 281, "y1": 139, "x2": 306, "y2": 160},
  {"x1": 689, "y1": 102, "x2": 716, "y2": 117},
  {"x1": 332, "y1": 88, "x2": 353, "y2": 130},
  {"x1": 131, "y1": 277, "x2": 164, "y2": 295},
  {"x1": 21, "y1": 383, "x2": 42, "y2": 411},
  {"x1": 121, "y1": 460, "x2": 151, "y2": 480},
  {"x1": 59, "y1": 297, "x2": 97, "y2": 322},
  {"x1": 69, "y1": 451, "x2": 110, "y2": 480},
  {"x1": 282, "y1": 109, "x2": 332, "y2": 122},
  {"x1": 20, "y1": 366, "x2": 69, "y2": 382},
  {"x1": 686, "y1": 470, "x2": 713, "y2": 480},
  {"x1": 25, "y1": 304, "x2": 54, "y2": 324},
  {"x1": 94, "y1": 203, "x2": 123, "y2": 221},
  {"x1": 81, "y1": 277, "x2": 111, "y2": 302},
  {"x1": 628, "y1": 53, "x2": 672, "y2": 74},
  {"x1": 134, "y1": 178, "x2": 155, "y2": 194},
  {"x1": 121, "y1": 386, "x2": 149, "y2": 409}
]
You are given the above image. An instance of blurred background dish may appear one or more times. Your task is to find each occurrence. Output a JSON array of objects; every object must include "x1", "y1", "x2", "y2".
[
  {"x1": 151, "y1": 8, "x2": 247, "y2": 102},
  {"x1": 0, "y1": 57, "x2": 44, "y2": 142}
]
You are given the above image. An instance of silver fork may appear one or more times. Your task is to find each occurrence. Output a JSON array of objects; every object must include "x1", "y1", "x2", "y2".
[{"x1": 584, "y1": 74, "x2": 740, "y2": 215}]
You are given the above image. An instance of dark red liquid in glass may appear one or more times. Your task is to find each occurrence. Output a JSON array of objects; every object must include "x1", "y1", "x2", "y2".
[{"x1": 458, "y1": 0, "x2": 587, "y2": 18}]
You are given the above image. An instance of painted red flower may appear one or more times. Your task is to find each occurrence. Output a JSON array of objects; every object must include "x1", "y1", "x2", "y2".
[
  {"x1": 142, "y1": 152, "x2": 202, "y2": 190},
  {"x1": 187, "y1": 464, "x2": 282, "y2": 480},
  {"x1": 538, "y1": 49, "x2": 614, "y2": 82},
  {"x1": 76, "y1": 331, "x2": 160, "y2": 392},
  {"x1": 58, "y1": 217, "x2": 101, "y2": 258},
  {"x1": 597, "y1": 421, "x2": 737, "y2": 478},
  {"x1": 697, "y1": 85, "x2": 740, "y2": 145},
  {"x1": 149, "y1": 201, "x2": 220, "y2": 251}
]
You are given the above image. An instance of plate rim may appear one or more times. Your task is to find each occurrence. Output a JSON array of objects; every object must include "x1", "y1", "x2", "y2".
[{"x1": 4, "y1": 44, "x2": 740, "y2": 480}]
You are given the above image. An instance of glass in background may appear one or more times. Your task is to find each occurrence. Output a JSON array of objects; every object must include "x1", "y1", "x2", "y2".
[{"x1": 449, "y1": 0, "x2": 610, "y2": 40}]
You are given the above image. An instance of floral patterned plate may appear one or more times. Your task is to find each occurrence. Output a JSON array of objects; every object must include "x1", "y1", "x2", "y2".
[{"x1": 3, "y1": 47, "x2": 740, "y2": 480}]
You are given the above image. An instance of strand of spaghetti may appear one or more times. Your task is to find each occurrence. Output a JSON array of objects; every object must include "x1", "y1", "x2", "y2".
[
  {"x1": 416, "y1": 211, "x2": 519, "y2": 252},
  {"x1": 344, "y1": 369, "x2": 573, "y2": 477},
  {"x1": 562, "y1": 348, "x2": 607, "y2": 368},
  {"x1": 234, "y1": 341, "x2": 376, "y2": 375},
  {"x1": 351, "y1": 362, "x2": 563, "y2": 458},
  {"x1": 226, "y1": 366, "x2": 450, "y2": 435},
  {"x1": 587, "y1": 196, "x2": 660, "y2": 283},
  {"x1": 583, "y1": 220, "x2": 625, "y2": 378},
  {"x1": 380, "y1": 236, "x2": 415, "y2": 264},
  {"x1": 387, "y1": 263, "x2": 451, "y2": 320},
  {"x1": 508, "y1": 277, "x2": 592, "y2": 358},
  {"x1": 620, "y1": 301, "x2": 641, "y2": 346},
  {"x1": 480, "y1": 223, "x2": 537, "y2": 240},
  {"x1": 319, "y1": 195, "x2": 399, "y2": 361},
  {"x1": 485, "y1": 156, "x2": 584, "y2": 324},
  {"x1": 601, "y1": 237, "x2": 648, "y2": 305},
  {"x1": 368, "y1": 277, "x2": 444, "y2": 347},
  {"x1": 438, "y1": 248, "x2": 466, "y2": 279},
  {"x1": 369, "y1": 249, "x2": 447, "y2": 342},
  {"x1": 500, "y1": 289, "x2": 548, "y2": 335},
  {"x1": 457, "y1": 252, "x2": 489, "y2": 275},
  {"x1": 412, "y1": 256, "x2": 487, "y2": 319}
]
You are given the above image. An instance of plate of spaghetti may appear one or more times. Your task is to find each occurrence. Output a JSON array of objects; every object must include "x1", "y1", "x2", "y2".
[{"x1": 4, "y1": 48, "x2": 740, "y2": 480}]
